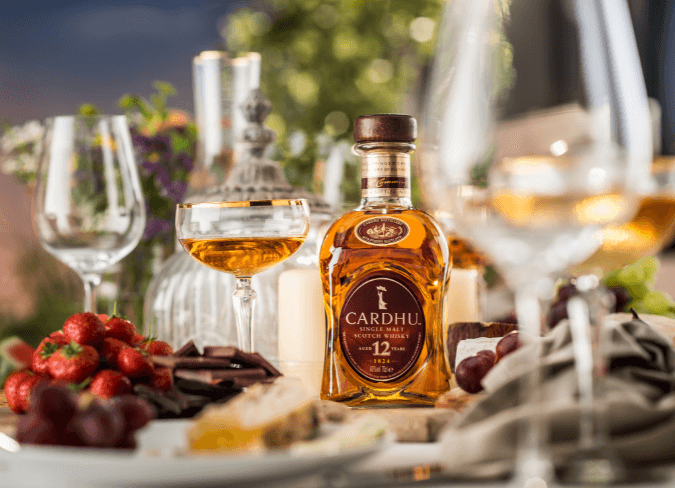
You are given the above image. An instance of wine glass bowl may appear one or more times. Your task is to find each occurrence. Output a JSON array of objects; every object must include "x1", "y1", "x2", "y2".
[
  {"x1": 176, "y1": 199, "x2": 310, "y2": 352},
  {"x1": 33, "y1": 115, "x2": 146, "y2": 313}
]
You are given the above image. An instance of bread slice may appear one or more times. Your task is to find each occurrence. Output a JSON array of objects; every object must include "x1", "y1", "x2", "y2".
[{"x1": 188, "y1": 378, "x2": 318, "y2": 453}]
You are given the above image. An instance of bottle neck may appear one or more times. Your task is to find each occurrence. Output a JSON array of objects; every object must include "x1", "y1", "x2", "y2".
[{"x1": 353, "y1": 142, "x2": 415, "y2": 209}]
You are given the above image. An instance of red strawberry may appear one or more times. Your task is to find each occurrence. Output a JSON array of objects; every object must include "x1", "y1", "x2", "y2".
[
  {"x1": 49, "y1": 331, "x2": 69, "y2": 344},
  {"x1": 140, "y1": 339, "x2": 173, "y2": 356},
  {"x1": 150, "y1": 367, "x2": 173, "y2": 392},
  {"x1": 89, "y1": 370, "x2": 132, "y2": 399},
  {"x1": 97, "y1": 313, "x2": 109, "y2": 323},
  {"x1": 47, "y1": 342, "x2": 100, "y2": 383},
  {"x1": 116, "y1": 347, "x2": 153, "y2": 379},
  {"x1": 131, "y1": 333, "x2": 144, "y2": 345},
  {"x1": 63, "y1": 312, "x2": 105, "y2": 346},
  {"x1": 98, "y1": 337, "x2": 127, "y2": 367},
  {"x1": 104, "y1": 316, "x2": 136, "y2": 344},
  {"x1": 4, "y1": 370, "x2": 32, "y2": 413},
  {"x1": 18, "y1": 375, "x2": 45, "y2": 412},
  {"x1": 32, "y1": 337, "x2": 64, "y2": 376}
]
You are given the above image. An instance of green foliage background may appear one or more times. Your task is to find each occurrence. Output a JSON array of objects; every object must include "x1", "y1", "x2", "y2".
[{"x1": 223, "y1": 0, "x2": 442, "y2": 205}]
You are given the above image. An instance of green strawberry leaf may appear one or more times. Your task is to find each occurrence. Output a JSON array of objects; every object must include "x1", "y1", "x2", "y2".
[{"x1": 39, "y1": 341, "x2": 60, "y2": 359}]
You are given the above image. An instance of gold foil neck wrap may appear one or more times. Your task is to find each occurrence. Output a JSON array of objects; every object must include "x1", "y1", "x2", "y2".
[{"x1": 361, "y1": 153, "x2": 411, "y2": 198}]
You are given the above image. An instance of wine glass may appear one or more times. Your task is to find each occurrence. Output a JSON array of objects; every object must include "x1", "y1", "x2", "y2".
[
  {"x1": 175, "y1": 199, "x2": 310, "y2": 353},
  {"x1": 33, "y1": 115, "x2": 146, "y2": 313},
  {"x1": 420, "y1": 0, "x2": 651, "y2": 484}
]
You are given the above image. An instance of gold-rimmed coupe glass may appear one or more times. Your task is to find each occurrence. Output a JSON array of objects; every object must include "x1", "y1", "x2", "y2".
[{"x1": 176, "y1": 199, "x2": 310, "y2": 352}]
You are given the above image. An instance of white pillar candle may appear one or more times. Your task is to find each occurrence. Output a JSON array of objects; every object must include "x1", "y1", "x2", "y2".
[
  {"x1": 278, "y1": 269, "x2": 326, "y2": 395},
  {"x1": 444, "y1": 268, "x2": 482, "y2": 325}
]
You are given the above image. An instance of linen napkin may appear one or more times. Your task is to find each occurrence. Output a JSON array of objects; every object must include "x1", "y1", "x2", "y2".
[{"x1": 440, "y1": 312, "x2": 675, "y2": 478}]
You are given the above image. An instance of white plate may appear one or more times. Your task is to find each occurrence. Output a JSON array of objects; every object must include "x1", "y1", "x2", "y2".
[{"x1": 0, "y1": 418, "x2": 386, "y2": 488}]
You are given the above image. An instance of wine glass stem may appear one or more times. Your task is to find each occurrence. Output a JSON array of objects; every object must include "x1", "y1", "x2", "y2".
[
  {"x1": 81, "y1": 273, "x2": 101, "y2": 314},
  {"x1": 232, "y1": 277, "x2": 257, "y2": 353},
  {"x1": 514, "y1": 285, "x2": 554, "y2": 483}
]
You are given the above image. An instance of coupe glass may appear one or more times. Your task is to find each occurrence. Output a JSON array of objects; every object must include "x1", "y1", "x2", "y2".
[
  {"x1": 33, "y1": 115, "x2": 146, "y2": 313},
  {"x1": 175, "y1": 199, "x2": 310, "y2": 353},
  {"x1": 421, "y1": 0, "x2": 651, "y2": 484}
]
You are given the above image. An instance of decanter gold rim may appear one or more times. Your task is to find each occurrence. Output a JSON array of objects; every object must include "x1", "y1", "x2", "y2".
[{"x1": 177, "y1": 199, "x2": 308, "y2": 209}]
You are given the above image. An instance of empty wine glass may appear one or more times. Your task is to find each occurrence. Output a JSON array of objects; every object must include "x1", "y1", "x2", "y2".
[
  {"x1": 33, "y1": 115, "x2": 146, "y2": 313},
  {"x1": 421, "y1": 0, "x2": 651, "y2": 484},
  {"x1": 175, "y1": 199, "x2": 310, "y2": 352}
]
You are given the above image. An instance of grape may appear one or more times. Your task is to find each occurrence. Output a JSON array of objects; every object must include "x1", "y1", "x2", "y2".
[
  {"x1": 547, "y1": 301, "x2": 568, "y2": 329},
  {"x1": 476, "y1": 350, "x2": 496, "y2": 364},
  {"x1": 496, "y1": 333, "x2": 521, "y2": 361},
  {"x1": 455, "y1": 355, "x2": 494, "y2": 394},
  {"x1": 111, "y1": 395, "x2": 156, "y2": 432},
  {"x1": 33, "y1": 385, "x2": 77, "y2": 425},
  {"x1": 16, "y1": 411, "x2": 60, "y2": 445},
  {"x1": 73, "y1": 403, "x2": 125, "y2": 448},
  {"x1": 556, "y1": 284, "x2": 577, "y2": 302},
  {"x1": 607, "y1": 286, "x2": 631, "y2": 312}
]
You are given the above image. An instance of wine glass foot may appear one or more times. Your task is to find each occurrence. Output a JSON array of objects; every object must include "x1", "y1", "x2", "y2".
[
  {"x1": 557, "y1": 448, "x2": 625, "y2": 485},
  {"x1": 512, "y1": 452, "x2": 556, "y2": 488}
]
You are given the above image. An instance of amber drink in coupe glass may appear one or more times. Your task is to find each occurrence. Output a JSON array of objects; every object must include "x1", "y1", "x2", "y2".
[{"x1": 176, "y1": 200, "x2": 310, "y2": 352}]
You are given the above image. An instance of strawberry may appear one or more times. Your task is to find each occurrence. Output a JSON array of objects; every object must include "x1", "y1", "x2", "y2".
[
  {"x1": 150, "y1": 367, "x2": 173, "y2": 392},
  {"x1": 63, "y1": 312, "x2": 105, "y2": 346},
  {"x1": 49, "y1": 331, "x2": 69, "y2": 346},
  {"x1": 139, "y1": 339, "x2": 173, "y2": 356},
  {"x1": 104, "y1": 316, "x2": 136, "y2": 344},
  {"x1": 47, "y1": 341, "x2": 100, "y2": 383},
  {"x1": 89, "y1": 370, "x2": 132, "y2": 399},
  {"x1": 131, "y1": 333, "x2": 144, "y2": 345},
  {"x1": 4, "y1": 370, "x2": 44, "y2": 414},
  {"x1": 116, "y1": 347, "x2": 152, "y2": 379},
  {"x1": 97, "y1": 313, "x2": 109, "y2": 323},
  {"x1": 32, "y1": 337, "x2": 65, "y2": 376},
  {"x1": 18, "y1": 375, "x2": 45, "y2": 412},
  {"x1": 4, "y1": 370, "x2": 32, "y2": 413},
  {"x1": 98, "y1": 337, "x2": 127, "y2": 367}
]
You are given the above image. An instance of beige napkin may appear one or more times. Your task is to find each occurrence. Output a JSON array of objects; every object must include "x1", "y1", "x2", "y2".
[{"x1": 440, "y1": 313, "x2": 675, "y2": 478}]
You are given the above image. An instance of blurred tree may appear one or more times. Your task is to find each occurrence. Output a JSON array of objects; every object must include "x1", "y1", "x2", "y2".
[{"x1": 223, "y1": 0, "x2": 442, "y2": 205}]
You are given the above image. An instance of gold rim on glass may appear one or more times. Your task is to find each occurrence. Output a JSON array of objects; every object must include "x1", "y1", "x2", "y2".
[{"x1": 177, "y1": 199, "x2": 308, "y2": 209}]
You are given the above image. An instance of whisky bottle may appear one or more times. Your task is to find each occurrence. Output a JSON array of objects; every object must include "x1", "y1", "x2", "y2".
[{"x1": 320, "y1": 114, "x2": 451, "y2": 407}]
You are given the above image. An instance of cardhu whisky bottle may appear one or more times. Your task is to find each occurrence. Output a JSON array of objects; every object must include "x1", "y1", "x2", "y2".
[{"x1": 320, "y1": 114, "x2": 451, "y2": 407}]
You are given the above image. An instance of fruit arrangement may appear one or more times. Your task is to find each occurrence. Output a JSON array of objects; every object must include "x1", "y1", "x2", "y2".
[
  {"x1": 4, "y1": 312, "x2": 174, "y2": 415},
  {"x1": 15, "y1": 384, "x2": 154, "y2": 448},
  {"x1": 455, "y1": 332, "x2": 521, "y2": 394}
]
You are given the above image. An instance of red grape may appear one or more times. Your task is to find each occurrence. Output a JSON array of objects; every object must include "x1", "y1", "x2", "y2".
[
  {"x1": 111, "y1": 395, "x2": 156, "y2": 432},
  {"x1": 476, "y1": 349, "x2": 496, "y2": 364},
  {"x1": 73, "y1": 403, "x2": 125, "y2": 448},
  {"x1": 496, "y1": 333, "x2": 521, "y2": 361},
  {"x1": 455, "y1": 355, "x2": 494, "y2": 393},
  {"x1": 16, "y1": 411, "x2": 60, "y2": 445}
]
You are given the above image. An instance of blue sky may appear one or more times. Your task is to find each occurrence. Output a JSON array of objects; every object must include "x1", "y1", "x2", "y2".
[{"x1": 0, "y1": 0, "x2": 242, "y2": 124}]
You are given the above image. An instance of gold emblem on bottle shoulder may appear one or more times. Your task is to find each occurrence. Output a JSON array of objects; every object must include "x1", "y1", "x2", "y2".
[{"x1": 355, "y1": 217, "x2": 410, "y2": 246}]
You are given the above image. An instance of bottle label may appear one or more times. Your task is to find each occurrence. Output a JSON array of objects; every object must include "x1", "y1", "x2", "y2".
[
  {"x1": 361, "y1": 153, "x2": 410, "y2": 198},
  {"x1": 339, "y1": 272, "x2": 425, "y2": 382},
  {"x1": 355, "y1": 217, "x2": 410, "y2": 246}
]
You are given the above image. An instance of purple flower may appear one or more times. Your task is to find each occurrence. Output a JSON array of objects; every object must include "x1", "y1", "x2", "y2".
[
  {"x1": 144, "y1": 217, "x2": 173, "y2": 240},
  {"x1": 176, "y1": 153, "x2": 194, "y2": 172},
  {"x1": 166, "y1": 180, "x2": 187, "y2": 202}
]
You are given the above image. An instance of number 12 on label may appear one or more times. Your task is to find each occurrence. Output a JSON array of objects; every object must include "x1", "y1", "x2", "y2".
[{"x1": 373, "y1": 341, "x2": 391, "y2": 356}]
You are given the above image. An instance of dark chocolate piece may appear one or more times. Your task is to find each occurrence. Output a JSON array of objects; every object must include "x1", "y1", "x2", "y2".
[
  {"x1": 174, "y1": 367, "x2": 267, "y2": 384},
  {"x1": 134, "y1": 384, "x2": 183, "y2": 415},
  {"x1": 173, "y1": 340, "x2": 200, "y2": 357},
  {"x1": 151, "y1": 356, "x2": 231, "y2": 369},
  {"x1": 251, "y1": 352, "x2": 282, "y2": 377}
]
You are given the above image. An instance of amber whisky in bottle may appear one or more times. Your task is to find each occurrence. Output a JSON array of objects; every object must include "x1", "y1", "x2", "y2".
[{"x1": 320, "y1": 114, "x2": 451, "y2": 407}]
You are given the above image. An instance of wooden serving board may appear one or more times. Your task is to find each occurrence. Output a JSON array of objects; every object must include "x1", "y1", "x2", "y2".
[{"x1": 0, "y1": 391, "x2": 18, "y2": 436}]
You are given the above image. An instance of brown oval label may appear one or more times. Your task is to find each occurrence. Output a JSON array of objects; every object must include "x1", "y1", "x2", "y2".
[
  {"x1": 355, "y1": 217, "x2": 410, "y2": 246},
  {"x1": 339, "y1": 272, "x2": 425, "y2": 382}
]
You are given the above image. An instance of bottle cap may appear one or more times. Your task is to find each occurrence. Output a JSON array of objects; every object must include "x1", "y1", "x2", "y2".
[{"x1": 354, "y1": 114, "x2": 417, "y2": 143}]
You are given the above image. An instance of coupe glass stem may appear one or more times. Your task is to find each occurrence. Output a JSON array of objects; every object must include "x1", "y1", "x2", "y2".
[
  {"x1": 563, "y1": 276, "x2": 623, "y2": 484},
  {"x1": 81, "y1": 273, "x2": 102, "y2": 314},
  {"x1": 513, "y1": 284, "x2": 554, "y2": 485},
  {"x1": 232, "y1": 277, "x2": 257, "y2": 353}
]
